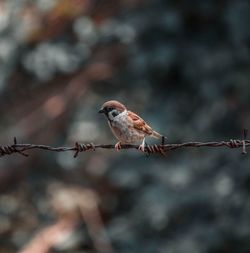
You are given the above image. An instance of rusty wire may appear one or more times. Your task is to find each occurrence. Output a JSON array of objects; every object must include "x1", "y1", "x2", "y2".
[{"x1": 0, "y1": 130, "x2": 249, "y2": 158}]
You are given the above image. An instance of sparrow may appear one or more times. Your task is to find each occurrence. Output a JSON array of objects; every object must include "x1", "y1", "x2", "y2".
[{"x1": 99, "y1": 100, "x2": 164, "y2": 152}]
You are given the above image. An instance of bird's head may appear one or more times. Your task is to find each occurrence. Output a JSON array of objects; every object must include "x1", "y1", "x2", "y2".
[{"x1": 99, "y1": 100, "x2": 126, "y2": 120}]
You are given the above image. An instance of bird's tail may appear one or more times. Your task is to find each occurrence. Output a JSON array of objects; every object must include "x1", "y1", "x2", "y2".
[{"x1": 151, "y1": 131, "x2": 163, "y2": 139}]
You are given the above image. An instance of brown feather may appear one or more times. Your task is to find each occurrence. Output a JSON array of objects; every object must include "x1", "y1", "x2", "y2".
[
  {"x1": 127, "y1": 111, "x2": 155, "y2": 136},
  {"x1": 101, "y1": 100, "x2": 126, "y2": 112}
]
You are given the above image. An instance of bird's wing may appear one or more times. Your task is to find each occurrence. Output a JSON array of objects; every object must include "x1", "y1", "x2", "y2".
[{"x1": 127, "y1": 110, "x2": 153, "y2": 135}]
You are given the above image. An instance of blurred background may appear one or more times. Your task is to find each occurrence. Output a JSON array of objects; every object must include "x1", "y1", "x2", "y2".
[{"x1": 0, "y1": 0, "x2": 250, "y2": 252}]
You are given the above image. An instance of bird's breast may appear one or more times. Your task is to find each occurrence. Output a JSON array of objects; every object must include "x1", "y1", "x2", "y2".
[{"x1": 108, "y1": 113, "x2": 144, "y2": 143}]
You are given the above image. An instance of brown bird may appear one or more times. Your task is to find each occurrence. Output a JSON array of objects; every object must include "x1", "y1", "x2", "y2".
[{"x1": 99, "y1": 100, "x2": 164, "y2": 151}]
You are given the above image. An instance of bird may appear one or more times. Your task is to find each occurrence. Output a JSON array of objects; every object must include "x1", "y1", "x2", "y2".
[{"x1": 99, "y1": 100, "x2": 164, "y2": 152}]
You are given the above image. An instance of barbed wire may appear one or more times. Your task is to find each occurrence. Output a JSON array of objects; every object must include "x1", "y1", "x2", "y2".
[{"x1": 0, "y1": 130, "x2": 249, "y2": 158}]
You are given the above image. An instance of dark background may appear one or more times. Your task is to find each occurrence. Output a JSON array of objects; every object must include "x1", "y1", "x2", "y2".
[{"x1": 0, "y1": 0, "x2": 250, "y2": 252}]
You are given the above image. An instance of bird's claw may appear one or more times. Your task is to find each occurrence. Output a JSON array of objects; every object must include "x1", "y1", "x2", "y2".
[
  {"x1": 115, "y1": 142, "x2": 122, "y2": 151},
  {"x1": 138, "y1": 144, "x2": 145, "y2": 153}
]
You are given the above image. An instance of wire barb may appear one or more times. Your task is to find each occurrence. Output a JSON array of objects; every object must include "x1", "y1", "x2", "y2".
[
  {"x1": 74, "y1": 142, "x2": 95, "y2": 158},
  {"x1": 228, "y1": 139, "x2": 241, "y2": 148},
  {"x1": 242, "y1": 128, "x2": 248, "y2": 155},
  {"x1": 145, "y1": 144, "x2": 166, "y2": 156},
  {"x1": 0, "y1": 137, "x2": 29, "y2": 157}
]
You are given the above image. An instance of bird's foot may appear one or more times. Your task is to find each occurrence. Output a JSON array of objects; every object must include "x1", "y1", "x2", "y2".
[
  {"x1": 115, "y1": 142, "x2": 122, "y2": 151},
  {"x1": 138, "y1": 138, "x2": 147, "y2": 153},
  {"x1": 138, "y1": 143, "x2": 145, "y2": 152}
]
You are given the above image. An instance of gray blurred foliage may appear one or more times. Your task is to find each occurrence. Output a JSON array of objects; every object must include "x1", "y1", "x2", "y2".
[{"x1": 0, "y1": 0, "x2": 250, "y2": 252}]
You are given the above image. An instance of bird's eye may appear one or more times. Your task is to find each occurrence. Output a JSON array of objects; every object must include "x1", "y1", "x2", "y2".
[{"x1": 112, "y1": 110, "x2": 119, "y2": 117}]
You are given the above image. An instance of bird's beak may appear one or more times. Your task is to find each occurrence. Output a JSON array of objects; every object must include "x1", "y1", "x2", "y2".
[{"x1": 99, "y1": 108, "x2": 105, "y2": 113}]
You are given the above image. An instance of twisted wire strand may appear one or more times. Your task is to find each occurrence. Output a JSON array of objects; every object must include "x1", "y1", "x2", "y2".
[{"x1": 0, "y1": 130, "x2": 249, "y2": 158}]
